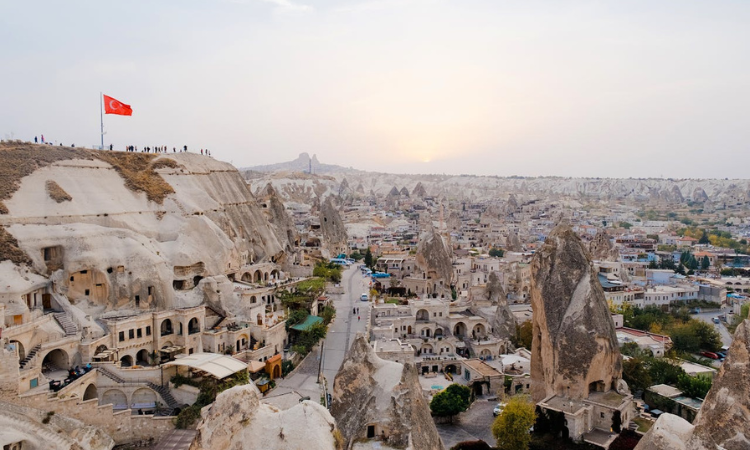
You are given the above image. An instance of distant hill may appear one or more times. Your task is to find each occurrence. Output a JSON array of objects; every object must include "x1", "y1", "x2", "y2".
[{"x1": 242, "y1": 152, "x2": 360, "y2": 174}]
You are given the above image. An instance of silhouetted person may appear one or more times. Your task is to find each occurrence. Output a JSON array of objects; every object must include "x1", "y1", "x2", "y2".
[{"x1": 34, "y1": 136, "x2": 38, "y2": 143}]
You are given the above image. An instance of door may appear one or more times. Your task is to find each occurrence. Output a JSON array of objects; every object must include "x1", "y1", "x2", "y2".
[{"x1": 42, "y1": 294, "x2": 52, "y2": 309}]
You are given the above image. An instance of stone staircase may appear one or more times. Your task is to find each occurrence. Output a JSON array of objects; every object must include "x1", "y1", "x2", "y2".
[
  {"x1": 97, "y1": 365, "x2": 125, "y2": 384},
  {"x1": 53, "y1": 312, "x2": 78, "y2": 336},
  {"x1": 0, "y1": 409, "x2": 76, "y2": 449},
  {"x1": 19, "y1": 343, "x2": 41, "y2": 369},
  {"x1": 147, "y1": 382, "x2": 181, "y2": 415}
]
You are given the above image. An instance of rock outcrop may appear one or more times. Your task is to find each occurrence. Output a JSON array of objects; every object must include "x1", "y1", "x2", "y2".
[
  {"x1": 692, "y1": 187, "x2": 709, "y2": 202},
  {"x1": 191, "y1": 383, "x2": 339, "y2": 450},
  {"x1": 319, "y1": 196, "x2": 348, "y2": 258},
  {"x1": 415, "y1": 227, "x2": 453, "y2": 285},
  {"x1": 488, "y1": 271, "x2": 516, "y2": 341},
  {"x1": 506, "y1": 230, "x2": 523, "y2": 252},
  {"x1": 530, "y1": 225, "x2": 624, "y2": 402},
  {"x1": 412, "y1": 182, "x2": 427, "y2": 198},
  {"x1": 588, "y1": 231, "x2": 619, "y2": 262},
  {"x1": 331, "y1": 334, "x2": 444, "y2": 450},
  {"x1": 634, "y1": 319, "x2": 750, "y2": 450},
  {"x1": 258, "y1": 183, "x2": 298, "y2": 254}
]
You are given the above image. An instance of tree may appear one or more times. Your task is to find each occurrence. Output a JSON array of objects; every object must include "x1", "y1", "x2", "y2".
[
  {"x1": 677, "y1": 374, "x2": 712, "y2": 399},
  {"x1": 701, "y1": 256, "x2": 710, "y2": 271},
  {"x1": 620, "y1": 222, "x2": 633, "y2": 229},
  {"x1": 349, "y1": 251, "x2": 363, "y2": 261},
  {"x1": 364, "y1": 247, "x2": 374, "y2": 269},
  {"x1": 648, "y1": 359, "x2": 685, "y2": 386},
  {"x1": 622, "y1": 358, "x2": 652, "y2": 393},
  {"x1": 430, "y1": 384, "x2": 472, "y2": 422},
  {"x1": 492, "y1": 395, "x2": 536, "y2": 450},
  {"x1": 513, "y1": 320, "x2": 533, "y2": 350},
  {"x1": 489, "y1": 248, "x2": 505, "y2": 258},
  {"x1": 699, "y1": 231, "x2": 710, "y2": 245},
  {"x1": 285, "y1": 310, "x2": 308, "y2": 330}
]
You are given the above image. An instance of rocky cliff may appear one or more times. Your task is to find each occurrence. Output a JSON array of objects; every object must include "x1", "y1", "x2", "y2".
[
  {"x1": 635, "y1": 319, "x2": 750, "y2": 450},
  {"x1": 0, "y1": 142, "x2": 296, "y2": 319},
  {"x1": 331, "y1": 334, "x2": 444, "y2": 450},
  {"x1": 530, "y1": 225, "x2": 624, "y2": 402},
  {"x1": 191, "y1": 384, "x2": 339, "y2": 450}
]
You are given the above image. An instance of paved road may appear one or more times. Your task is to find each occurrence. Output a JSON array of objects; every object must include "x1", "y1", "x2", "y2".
[
  {"x1": 321, "y1": 265, "x2": 371, "y2": 386},
  {"x1": 263, "y1": 265, "x2": 371, "y2": 410},
  {"x1": 693, "y1": 308, "x2": 733, "y2": 347},
  {"x1": 436, "y1": 399, "x2": 497, "y2": 448}
]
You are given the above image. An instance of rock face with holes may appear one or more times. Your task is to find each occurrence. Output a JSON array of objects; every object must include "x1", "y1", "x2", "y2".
[
  {"x1": 530, "y1": 225, "x2": 624, "y2": 402},
  {"x1": 1, "y1": 143, "x2": 297, "y2": 316},
  {"x1": 331, "y1": 334, "x2": 444, "y2": 450},
  {"x1": 190, "y1": 383, "x2": 338, "y2": 450},
  {"x1": 634, "y1": 319, "x2": 750, "y2": 450}
]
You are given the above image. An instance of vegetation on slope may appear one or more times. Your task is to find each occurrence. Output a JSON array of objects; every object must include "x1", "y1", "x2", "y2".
[
  {"x1": 0, "y1": 226, "x2": 33, "y2": 265},
  {"x1": 0, "y1": 141, "x2": 179, "y2": 215},
  {"x1": 45, "y1": 180, "x2": 72, "y2": 203}
]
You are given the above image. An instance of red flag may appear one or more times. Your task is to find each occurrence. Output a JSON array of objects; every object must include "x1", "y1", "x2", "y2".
[{"x1": 103, "y1": 95, "x2": 133, "y2": 116}]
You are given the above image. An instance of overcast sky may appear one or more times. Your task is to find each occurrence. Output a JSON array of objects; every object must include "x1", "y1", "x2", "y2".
[{"x1": 1, "y1": 0, "x2": 749, "y2": 178}]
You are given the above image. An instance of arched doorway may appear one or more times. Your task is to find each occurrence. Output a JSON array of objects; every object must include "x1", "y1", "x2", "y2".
[
  {"x1": 83, "y1": 383, "x2": 98, "y2": 401},
  {"x1": 407, "y1": 325, "x2": 412, "y2": 335},
  {"x1": 42, "y1": 349, "x2": 69, "y2": 371},
  {"x1": 241, "y1": 272, "x2": 252, "y2": 283},
  {"x1": 416, "y1": 309, "x2": 429, "y2": 321},
  {"x1": 132, "y1": 388, "x2": 157, "y2": 408},
  {"x1": 188, "y1": 317, "x2": 200, "y2": 334},
  {"x1": 136, "y1": 349, "x2": 150, "y2": 366},
  {"x1": 120, "y1": 355, "x2": 133, "y2": 367},
  {"x1": 95, "y1": 344, "x2": 108, "y2": 355},
  {"x1": 272, "y1": 365, "x2": 281, "y2": 379},
  {"x1": 271, "y1": 269, "x2": 279, "y2": 281},
  {"x1": 160, "y1": 319, "x2": 173, "y2": 336},
  {"x1": 445, "y1": 364, "x2": 458, "y2": 375},
  {"x1": 9, "y1": 340, "x2": 24, "y2": 362},
  {"x1": 473, "y1": 323, "x2": 486, "y2": 339},
  {"x1": 254, "y1": 270, "x2": 263, "y2": 283},
  {"x1": 434, "y1": 327, "x2": 444, "y2": 338},
  {"x1": 453, "y1": 322, "x2": 467, "y2": 338}
]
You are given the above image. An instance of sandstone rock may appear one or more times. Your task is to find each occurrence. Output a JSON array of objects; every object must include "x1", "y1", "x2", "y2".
[
  {"x1": 319, "y1": 196, "x2": 348, "y2": 258},
  {"x1": 588, "y1": 231, "x2": 619, "y2": 262},
  {"x1": 399, "y1": 187, "x2": 410, "y2": 197},
  {"x1": 192, "y1": 384, "x2": 339, "y2": 450},
  {"x1": 415, "y1": 227, "x2": 453, "y2": 286},
  {"x1": 258, "y1": 183, "x2": 298, "y2": 255},
  {"x1": 412, "y1": 182, "x2": 427, "y2": 198},
  {"x1": 692, "y1": 187, "x2": 709, "y2": 202},
  {"x1": 685, "y1": 319, "x2": 750, "y2": 450},
  {"x1": 506, "y1": 230, "x2": 523, "y2": 252},
  {"x1": 388, "y1": 186, "x2": 400, "y2": 197},
  {"x1": 331, "y1": 334, "x2": 444, "y2": 450},
  {"x1": 530, "y1": 225, "x2": 624, "y2": 402},
  {"x1": 487, "y1": 272, "x2": 516, "y2": 341},
  {"x1": 633, "y1": 413, "x2": 693, "y2": 450},
  {"x1": 506, "y1": 194, "x2": 519, "y2": 214}
]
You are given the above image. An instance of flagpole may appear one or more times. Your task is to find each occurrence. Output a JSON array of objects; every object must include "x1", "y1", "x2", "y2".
[{"x1": 100, "y1": 92, "x2": 104, "y2": 150}]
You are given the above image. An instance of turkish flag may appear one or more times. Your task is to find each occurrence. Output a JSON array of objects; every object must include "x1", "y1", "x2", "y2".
[{"x1": 103, "y1": 95, "x2": 133, "y2": 116}]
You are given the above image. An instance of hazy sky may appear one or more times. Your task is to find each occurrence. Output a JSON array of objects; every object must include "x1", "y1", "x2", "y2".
[{"x1": 1, "y1": 1, "x2": 749, "y2": 178}]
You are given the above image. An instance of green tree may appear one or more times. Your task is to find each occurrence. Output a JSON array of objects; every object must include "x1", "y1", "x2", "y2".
[
  {"x1": 620, "y1": 222, "x2": 633, "y2": 229},
  {"x1": 364, "y1": 247, "x2": 374, "y2": 268},
  {"x1": 676, "y1": 374, "x2": 712, "y2": 399},
  {"x1": 489, "y1": 248, "x2": 505, "y2": 258},
  {"x1": 320, "y1": 305, "x2": 336, "y2": 325},
  {"x1": 698, "y1": 231, "x2": 710, "y2": 245},
  {"x1": 513, "y1": 320, "x2": 533, "y2": 350},
  {"x1": 648, "y1": 359, "x2": 685, "y2": 386},
  {"x1": 430, "y1": 384, "x2": 472, "y2": 422},
  {"x1": 701, "y1": 256, "x2": 710, "y2": 271},
  {"x1": 349, "y1": 251, "x2": 363, "y2": 261},
  {"x1": 622, "y1": 357, "x2": 652, "y2": 393},
  {"x1": 492, "y1": 395, "x2": 536, "y2": 450}
]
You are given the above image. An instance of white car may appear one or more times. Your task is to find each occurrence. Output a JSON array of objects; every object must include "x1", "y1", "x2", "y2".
[
  {"x1": 493, "y1": 403, "x2": 506, "y2": 417},
  {"x1": 360, "y1": 293, "x2": 369, "y2": 301}
]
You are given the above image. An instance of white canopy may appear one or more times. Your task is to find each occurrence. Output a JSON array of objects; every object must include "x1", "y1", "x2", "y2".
[{"x1": 163, "y1": 353, "x2": 247, "y2": 379}]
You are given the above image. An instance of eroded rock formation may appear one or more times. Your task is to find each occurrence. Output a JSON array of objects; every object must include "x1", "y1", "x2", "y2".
[
  {"x1": 530, "y1": 225, "x2": 624, "y2": 402},
  {"x1": 487, "y1": 272, "x2": 516, "y2": 340},
  {"x1": 319, "y1": 197, "x2": 348, "y2": 258},
  {"x1": 191, "y1": 384, "x2": 339, "y2": 450},
  {"x1": 588, "y1": 231, "x2": 619, "y2": 262},
  {"x1": 331, "y1": 334, "x2": 444, "y2": 450},
  {"x1": 415, "y1": 227, "x2": 453, "y2": 285}
]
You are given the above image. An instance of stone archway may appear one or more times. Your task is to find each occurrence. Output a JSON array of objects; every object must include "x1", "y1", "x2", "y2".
[
  {"x1": 83, "y1": 383, "x2": 98, "y2": 401},
  {"x1": 136, "y1": 349, "x2": 150, "y2": 366},
  {"x1": 254, "y1": 270, "x2": 263, "y2": 283},
  {"x1": 9, "y1": 340, "x2": 24, "y2": 362},
  {"x1": 416, "y1": 309, "x2": 429, "y2": 321},
  {"x1": 160, "y1": 319, "x2": 173, "y2": 336},
  {"x1": 42, "y1": 349, "x2": 69, "y2": 371},
  {"x1": 101, "y1": 389, "x2": 127, "y2": 409},
  {"x1": 120, "y1": 354, "x2": 134, "y2": 367},
  {"x1": 453, "y1": 322, "x2": 467, "y2": 338},
  {"x1": 241, "y1": 272, "x2": 252, "y2": 283}
]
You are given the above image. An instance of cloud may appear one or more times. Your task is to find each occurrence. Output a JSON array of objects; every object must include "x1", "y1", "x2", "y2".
[{"x1": 258, "y1": 0, "x2": 312, "y2": 12}]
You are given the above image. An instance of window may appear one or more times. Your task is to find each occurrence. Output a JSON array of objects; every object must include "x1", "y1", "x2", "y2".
[
  {"x1": 146, "y1": 326, "x2": 151, "y2": 336},
  {"x1": 85, "y1": 289, "x2": 90, "y2": 296},
  {"x1": 119, "y1": 331, "x2": 125, "y2": 342},
  {"x1": 129, "y1": 329, "x2": 134, "y2": 339},
  {"x1": 137, "y1": 328, "x2": 142, "y2": 338}
]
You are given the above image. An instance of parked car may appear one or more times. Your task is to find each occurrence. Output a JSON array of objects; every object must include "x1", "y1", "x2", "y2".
[
  {"x1": 360, "y1": 293, "x2": 369, "y2": 301},
  {"x1": 713, "y1": 317, "x2": 720, "y2": 324},
  {"x1": 700, "y1": 351, "x2": 720, "y2": 360},
  {"x1": 493, "y1": 403, "x2": 506, "y2": 417},
  {"x1": 715, "y1": 352, "x2": 727, "y2": 359}
]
